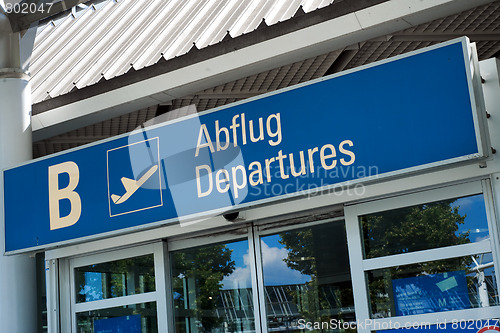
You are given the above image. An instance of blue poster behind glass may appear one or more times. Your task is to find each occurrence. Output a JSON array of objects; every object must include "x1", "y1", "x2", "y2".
[
  {"x1": 392, "y1": 270, "x2": 470, "y2": 316},
  {"x1": 94, "y1": 314, "x2": 141, "y2": 333},
  {"x1": 82, "y1": 272, "x2": 103, "y2": 302}
]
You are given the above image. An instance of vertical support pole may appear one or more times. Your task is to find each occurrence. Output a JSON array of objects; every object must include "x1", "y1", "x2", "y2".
[
  {"x1": 46, "y1": 258, "x2": 60, "y2": 333},
  {"x1": 479, "y1": 58, "x2": 500, "y2": 301},
  {"x1": 249, "y1": 226, "x2": 267, "y2": 333},
  {"x1": 155, "y1": 241, "x2": 173, "y2": 333},
  {"x1": 344, "y1": 204, "x2": 371, "y2": 333},
  {"x1": 0, "y1": 12, "x2": 37, "y2": 333}
]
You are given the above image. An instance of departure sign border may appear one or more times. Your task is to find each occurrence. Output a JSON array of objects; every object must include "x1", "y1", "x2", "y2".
[{"x1": 3, "y1": 37, "x2": 489, "y2": 254}]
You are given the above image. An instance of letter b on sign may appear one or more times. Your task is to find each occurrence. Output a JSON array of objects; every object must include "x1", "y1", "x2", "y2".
[{"x1": 48, "y1": 161, "x2": 82, "y2": 230}]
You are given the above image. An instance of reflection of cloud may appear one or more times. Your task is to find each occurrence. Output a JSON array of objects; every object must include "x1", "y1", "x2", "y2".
[
  {"x1": 261, "y1": 241, "x2": 310, "y2": 286},
  {"x1": 222, "y1": 250, "x2": 252, "y2": 289},
  {"x1": 454, "y1": 196, "x2": 476, "y2": 210},
  {"x1": 474, "y1": 235, "x2": 490, "y2": 242},
  {"x1": 222, "y1": 241, "x2": 310, "y2": 290}
]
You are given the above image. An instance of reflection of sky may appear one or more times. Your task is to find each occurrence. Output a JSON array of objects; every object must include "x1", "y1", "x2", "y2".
[
  {"x1": 222, "y1": 235, "x2": 311, "y2": 289},
  {"x1": 227, "y1": 240, "x2": 248, "y2": 268},
  {"x1": 454, "y1": 195, "x2": 489, "y2": 242},
  {"x1": 260, "y1": 235, "x2": 311, "y2": 286},
  {"x1": 222, "y1": 240, "x2": 251, "y2": 290}
]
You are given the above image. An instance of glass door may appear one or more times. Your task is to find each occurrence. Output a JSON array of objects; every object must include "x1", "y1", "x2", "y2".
[
  {"x1": 345, "y1": 181, "x2": 500, "y2": 332},
  {"x1": 256, "y1": 218, "x2": 356, "y2": 332},
  {"x1": 64, "y1": 243, "x2": 168, "y2": 333},
  {"x1": 168, "y1": 228, "x2": 260, "y2": 333},
  {"x1": 168, "y1": 217, "x2": 356, "y2": 333},
  {"x1": 61, "y1": 216, "x2": 358, "y2": 332}
]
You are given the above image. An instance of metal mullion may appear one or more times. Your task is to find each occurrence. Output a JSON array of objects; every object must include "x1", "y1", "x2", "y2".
[
  {"x1": 345, "y1": 204, "x2": 371, "y2": 333},
  {"x1": 71, "y1": 243, "x2": 155, "y2": 268},
  {"x1": 251, "y1": 226, "x2": 268, "y2": 333},
  {"x1": 154, "y1": 242, "x2": 169, "y2": 333},
  {"x1": 482, "y1": 178, "x2": 500, "y2": 305},
  {"x1": 168, "y1": 226, "x2": 249, "y2": 251},
  {"x1": 257, "y1": 216, "x2": 344, "y2": 237},
  {"x1": 69, "y1": 257, "x2": 78, "y2": 333},
  {"x1": 354, "y1": 181, "x2": 483, "y2": 216},
  {"x1": 74, "y1": 292, "x2": 157, "y2": 313},
  {"x1": 161, "y1": 241, "x2": 176, "y2": 333},
  {"x1": 362, "y1": 241, "x2": 492, "y2": 271},
  {"x1": 59, "y1": 258, "x2": 72, "y2": 333},
  {"x1": 45, "y1": 258, "x2": 59, "y2": 333}
]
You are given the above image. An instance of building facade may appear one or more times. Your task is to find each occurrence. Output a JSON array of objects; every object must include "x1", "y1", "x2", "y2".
[{"x1": 1, "y1": 1, "x2": 500, "y2": 332}]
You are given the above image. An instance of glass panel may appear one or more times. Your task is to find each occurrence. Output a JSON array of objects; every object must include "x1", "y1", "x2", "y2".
[
  {"x1": 261, "y1": 221, "x2": 355, "y2": 332},
  {"x1": 368, "y1": 254, "x2": 499, "y2": 318},
  {"x1": 75, "y1": 254, "x2": 155, "y2": 303},
  {"x1": 76, "y1": 302, "x2": 157, "y2": 332},
  {"x1": 171, "y1": 239, "x2": 254, "y2": 333},
  {"x1": 361, "y1": 194, "x2": 490, "y2": 259}
]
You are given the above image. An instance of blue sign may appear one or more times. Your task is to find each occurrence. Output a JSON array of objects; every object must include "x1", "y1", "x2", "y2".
[
  {"x1": 3, "y1": 38, "x2": 487, "y2": 252},
  {"x1": 392, "y1": 271, "x2": 470, "y2": 316},
  {"x1": 94, "y1": 314, "x2": 141, "y2": 333}
]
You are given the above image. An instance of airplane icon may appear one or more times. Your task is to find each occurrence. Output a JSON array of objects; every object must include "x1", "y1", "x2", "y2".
[{"x1": 111, "y1": 165, "x2": 159, "y2": 204}]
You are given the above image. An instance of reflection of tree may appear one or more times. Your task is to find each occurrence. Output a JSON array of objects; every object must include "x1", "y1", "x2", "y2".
[
  {"x1": 279, "y1": 224, "x2": 355, "y2": 331},
  {"x1": 281, "y1": 229, "x2": 315, "y2": 276},
  {"x1": 361, "y1": 199, "x2": 473, "y2": 317},
  {"x1": 172, "y1": 244, "x2": 235, "y2": 333},
  {"x1": 76, "y1": 255, "x2": 155, "y2": 303},
  {"x1": 279, "y1": 230, "x2": 324, "y2": 325},
  {"x1": 362, "y1": 199, "x2": 470, "y2": 259},
  {"x1": 108, "y1": 256, "x2": 156, "y2": 297}
]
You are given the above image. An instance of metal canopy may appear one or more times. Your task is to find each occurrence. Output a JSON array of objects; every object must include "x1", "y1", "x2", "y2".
[{"x1": 26, "y1": 0, "x2": 500, "y2": 158}]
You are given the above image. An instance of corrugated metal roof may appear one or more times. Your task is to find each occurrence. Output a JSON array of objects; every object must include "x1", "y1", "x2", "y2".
[
  {"x1": 31, "y1": 0, "x2": 500, "y2": 158},
  {"x1": 29, "y1": 0, "x2": 335, "y2": 104},
  {"x1": 33, "y1": 49, "x2": 341, "y2": 157}
]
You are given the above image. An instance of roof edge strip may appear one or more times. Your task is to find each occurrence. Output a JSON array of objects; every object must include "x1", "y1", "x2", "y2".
[{"x1": 32, "y1": 0, "x2": 389, "y2": 115}]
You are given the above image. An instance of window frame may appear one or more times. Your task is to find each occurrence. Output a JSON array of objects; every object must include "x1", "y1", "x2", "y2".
[
  {"x1": 50, "y1": 179, "x2": 500, "y2": 333},
  {"x1": 345, "y1": 180, "x2": 500, "y2": 332},
  {"x1": 167, "y1": 216, "x2": 353, "y2": 333},
  {"x1": 255, "y1": 216, "x2": 353, "y2": 332},
  {"x1": 167, "y1": 225, "x2": 264, "y2": 333},
  {"x1": 60, "y1": 242, "x2": 168, "y2": 333}
]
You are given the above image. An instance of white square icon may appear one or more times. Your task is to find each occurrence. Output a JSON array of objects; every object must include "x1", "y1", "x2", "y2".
[{"x1": 107, "y1": 138, "x2": 163, "y2": 217}]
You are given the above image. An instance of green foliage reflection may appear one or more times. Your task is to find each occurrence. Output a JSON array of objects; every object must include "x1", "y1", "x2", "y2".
[
  {"x1": 276, "y1": 223, "x2": 355, "y2": 332},
  {"x1": 171, "y1": 243, "x2": 236, "y2": 333},
  {"x1": 361, "y1": 199, "x2": 470, "y2": 259},
  {"x1": 75, "y1": 254, "x2": 155, "y2": 303},
  {"x1": 361, "y1": 199, "x2": 481, "y2": 318}
]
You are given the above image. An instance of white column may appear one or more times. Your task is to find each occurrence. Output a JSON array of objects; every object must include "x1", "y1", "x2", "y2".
[
  {"x1": 480, "y1": 59, "x2": 500, "y2": 301},
  {"x1": 0, "y1": 12, "x2": 37, "y2": 333}
]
